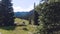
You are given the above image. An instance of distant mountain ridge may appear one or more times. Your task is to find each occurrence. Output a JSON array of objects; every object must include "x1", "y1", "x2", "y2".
[
  {"x1": 14, "y1": 10, "x2": 34, "y2": 19},
  {"x1": 14, "y1": 12, "x2": 29, "y2": 17}
]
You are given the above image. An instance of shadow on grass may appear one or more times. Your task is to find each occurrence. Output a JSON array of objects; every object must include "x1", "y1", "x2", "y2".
[{"x1": 0, "y1": 26, "x2": 16, "y2": 30}]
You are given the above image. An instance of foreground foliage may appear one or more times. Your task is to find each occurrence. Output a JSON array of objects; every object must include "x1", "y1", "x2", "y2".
[{"x1": 35, "y1": 0, "x2": 60, "y2": 34}]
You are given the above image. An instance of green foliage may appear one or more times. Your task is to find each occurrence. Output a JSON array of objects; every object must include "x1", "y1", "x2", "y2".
[
  {"x1": 34, "y1": 11, "x2": 39, "y2": 25},
  {"x1": 35, "y1": 0, "x2": 60, "y2": 34},
  {"x1": 34, "y1": 2, "x2": 47, "y2": 34},
  {"x1": 0, "y1": 0, "x2": 14, "y2": 26},
  {"x1": 48, "y1": 0, "x2": 60, "y2": 3}
]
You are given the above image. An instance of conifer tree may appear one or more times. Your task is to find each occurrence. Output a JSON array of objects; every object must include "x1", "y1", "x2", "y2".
[
  {"x1": 0, "y1": 0, "x2": 14, "y2": 26},
  {"x1": 35, "y1": 0, "x2": 60, "y2": 34},
  {"x1": 34, "y1": 3, "x2": 39, "y2": 25}
]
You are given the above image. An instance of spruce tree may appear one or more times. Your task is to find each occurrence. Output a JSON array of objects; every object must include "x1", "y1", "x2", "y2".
[
  {"x1": 34, "y1": 11, "x2": 39, "y2": 25},
  {"x1": 34, "y1": 3, "x2": 39, "y2": 25},
  {"x1": 35, "y1": 0, "x2": 60, "y2": 34},
  {"x1": 0, "y1": 0, "x2": 14, "y2": 26},
  {"x1": 41, "y1": 1, "x2": 60, "y2": 34}
]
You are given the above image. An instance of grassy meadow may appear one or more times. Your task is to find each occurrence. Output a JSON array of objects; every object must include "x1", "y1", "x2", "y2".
[{"x1": 0, "y1": 18, "x2": 37, "y2": 34}]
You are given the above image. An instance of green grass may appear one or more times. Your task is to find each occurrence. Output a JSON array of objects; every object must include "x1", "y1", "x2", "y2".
[
  {"x1": 0, "y1": 18, "x2": 37, "y2": 34},
  {"x1": 14, "y1": 18, "x2": 29, "y2": 25}
]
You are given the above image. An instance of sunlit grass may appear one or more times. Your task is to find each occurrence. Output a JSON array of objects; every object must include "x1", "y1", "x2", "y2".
[
  {"x1": 14, "y1": 18, "x2": 29, "y2": 25},
  {"x1": 0, "y1": 18, "x2": 37, "y2": 34},
  {"x1": 0, "y1": 26, "x2": 36, "y2": 34}
]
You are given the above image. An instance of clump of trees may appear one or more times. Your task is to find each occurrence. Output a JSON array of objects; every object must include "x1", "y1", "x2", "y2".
[{"x1": 34, "y1": 0, "x2": 60, "y2": 34}]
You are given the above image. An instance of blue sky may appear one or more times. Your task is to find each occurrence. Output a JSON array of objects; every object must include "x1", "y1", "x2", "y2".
[{"x1": 12, "y1": 0, "x2": 40, "y2": 12}]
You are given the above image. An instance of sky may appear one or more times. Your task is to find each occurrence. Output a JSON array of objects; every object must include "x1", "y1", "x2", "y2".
[{"x1": 12, "y1": 0, "x2": 40, "y2": 12}]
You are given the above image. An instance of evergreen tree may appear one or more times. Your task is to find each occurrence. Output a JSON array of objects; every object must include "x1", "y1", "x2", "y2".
[
  {"x1": 44, "y1": 2, "x2": 60, "y2": 34},
  {"x1": 0, "y1": 0, "x2": 14, "y2": 26},
  {"x1": 34, "y1": 3, "x2": 39, "y2": 25},
  {"x1": 34, "y1": 11, "x2": 39, "y2": 25},
  {"x1": 35, "y1": 0, "x2": 60, "y2": 34}
]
